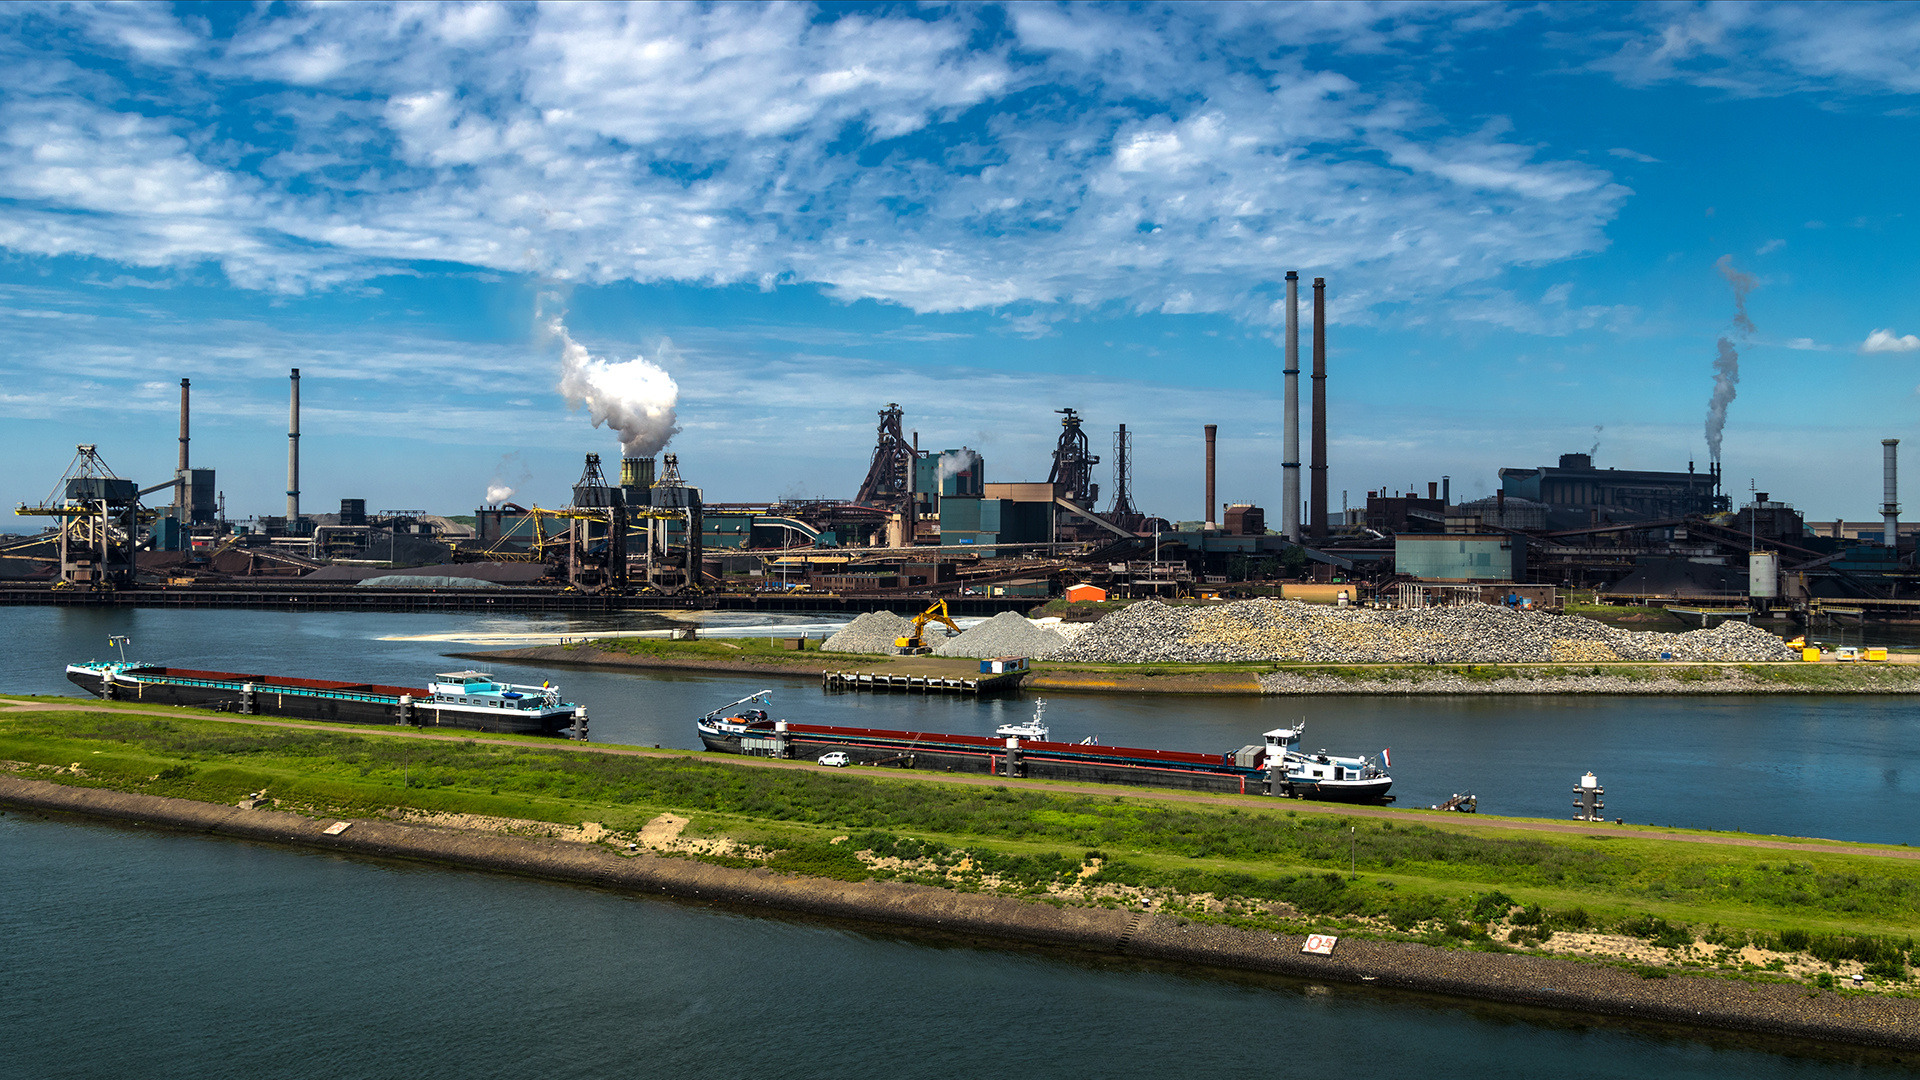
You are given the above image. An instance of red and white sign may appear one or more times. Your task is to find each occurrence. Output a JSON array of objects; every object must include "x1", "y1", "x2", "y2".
[{"x1": 1302, "y1": 934, "x2": 1338, "y2": 956}]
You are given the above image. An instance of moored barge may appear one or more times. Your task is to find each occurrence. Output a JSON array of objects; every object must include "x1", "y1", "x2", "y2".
[
  {"x1": 66, "y1": 660, "x2": 589, "y2": 738},
  {"x1": 696, "y1": 693, "x2": 1391, "y2": 802}
]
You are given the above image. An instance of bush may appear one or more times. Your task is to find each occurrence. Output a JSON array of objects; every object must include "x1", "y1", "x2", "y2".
[
  {"x1": 1469, "y1": 890, "x2": 1515, "y2": 922},
  {"x1": 764, "y1": 842, "x2": 869, "y2": 881}
]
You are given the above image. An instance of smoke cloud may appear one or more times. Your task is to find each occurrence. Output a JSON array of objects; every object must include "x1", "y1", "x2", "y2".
[
  {"x1": 936, "y1": 447, "x2": 981, "y2": 484},
  {"x1": 551, "y1": 317, "x2": 682, "y2": 457},
  {"x1": 485, "y1": 451, "x2": 530, "y2": 506},
  {"x1": 1589, "y1": 424, "x2": 1603, "y2": 457},
  {"x1": 1705, "y1": 256, "x2": 1757, "y2": 462}
]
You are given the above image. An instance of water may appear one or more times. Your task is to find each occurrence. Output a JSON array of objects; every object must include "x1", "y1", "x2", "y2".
[
  {"x1": 3, "y1": 607, "x2": 1914, "y2": 844},
  {"x1": 0, "y1": 813, "x2": 1906, "y2": 1079}
]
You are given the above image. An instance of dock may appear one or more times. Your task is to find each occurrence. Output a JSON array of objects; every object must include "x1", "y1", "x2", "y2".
[{"x1": 822, "y1": 669, "x2": 1024, "y2": 696}]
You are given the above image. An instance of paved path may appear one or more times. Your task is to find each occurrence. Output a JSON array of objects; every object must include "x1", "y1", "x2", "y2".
[{"x1": 4, "y1": 696, "x2": 1914, "y2": 861}]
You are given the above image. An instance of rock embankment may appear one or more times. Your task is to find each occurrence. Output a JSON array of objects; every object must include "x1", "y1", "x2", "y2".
[
  {"x1": 933, "y1": 611, "x2": 1072, "y2": 659},
  {"x1": 820, "y1": 611, "x2": 918, "y2": 653},
  {"x1": 1050, "y1": 599, "x2": 1796, "y2": 665}
]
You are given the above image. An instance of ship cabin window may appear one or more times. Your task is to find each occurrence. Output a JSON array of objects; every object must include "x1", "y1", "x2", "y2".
[
  {"x1": 1335, "y1": 766, "x2": 1345, "y2": 780},
  {"x1": 1312, "y1": 769, "x2": 1324, "y2": 778},
  {"x1": 489, "y1": 700, "x2": 500, "y2": 708}
]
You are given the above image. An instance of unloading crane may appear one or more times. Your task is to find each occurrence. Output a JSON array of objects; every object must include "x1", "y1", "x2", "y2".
[{"x1": 894, "y1": 599, "x2": 961, "y2": 655}]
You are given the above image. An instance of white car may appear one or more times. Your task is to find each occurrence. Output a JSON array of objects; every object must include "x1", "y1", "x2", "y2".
[{"x1": 817, "y1": 751, "x2": 851, "y2": 767}]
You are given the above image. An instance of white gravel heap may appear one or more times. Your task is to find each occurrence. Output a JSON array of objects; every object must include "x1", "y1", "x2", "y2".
[
  {"x1": 932, "y1": 611, "x2": 1072, "y2": 659},
  {"x1": 1047, "y1": 598, "x2": 1798, "y2": 665},
  {"x1": 820, "y1": 610, "x2": 919, "y2": 654}
]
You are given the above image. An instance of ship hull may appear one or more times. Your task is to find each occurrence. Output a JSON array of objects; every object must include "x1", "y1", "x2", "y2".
[
  {"x1": 67, "y1": 667, "x2": 576, "y2": 737},
  {"x1": 697, "y1": 720, "x2": 1390, "y2": 802}
]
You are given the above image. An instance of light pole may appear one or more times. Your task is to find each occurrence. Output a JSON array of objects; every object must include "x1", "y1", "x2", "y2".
[{"x1": 108, "y1": 634, "x2": 130, "y2": 664}]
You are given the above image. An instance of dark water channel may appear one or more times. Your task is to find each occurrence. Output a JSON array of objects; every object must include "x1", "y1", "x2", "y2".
[
  {"x1": 1, "y1": 607, "x2": 1917, "y2": 1077},
  {"x1": 4, "y1": 607, "x2": 1913, "y2": 845},
  {"x1": 0, "y1": 812, "x2": 1910, "y2": 1080}
]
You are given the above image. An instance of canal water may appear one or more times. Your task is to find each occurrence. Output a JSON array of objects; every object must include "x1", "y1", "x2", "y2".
[
  {"x1": 2, "y1": 606, "x2": 1916, "y2": 1076},
  {"x1": 0, "y1": 812, "x2": 1909, "y2": 1080},
  {"x1": 4, "y1": 607, "x2": 1913, "y2": 844}
]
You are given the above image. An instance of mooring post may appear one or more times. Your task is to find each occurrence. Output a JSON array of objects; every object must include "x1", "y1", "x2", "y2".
[
  {"x1": 1005, "y1": 736, "x2": 1022, "y2": 778},
  {"x1": 240, "y1": 682, "x2": 254, "y2": 715}
]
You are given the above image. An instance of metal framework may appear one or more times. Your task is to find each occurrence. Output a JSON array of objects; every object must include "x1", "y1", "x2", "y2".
[
  {"x1": 855, "y1": 404, "x2": 914, "y2": 509},
  {"x1": 14, "y1": 445, "x2": 150, "y2": 589},
  {"x1": 1108, "y1": 423, "x2": 1136, "y2": 518},
  {"x1": 1047, "y1": 408, "x2": 1100, "y2": 506}
]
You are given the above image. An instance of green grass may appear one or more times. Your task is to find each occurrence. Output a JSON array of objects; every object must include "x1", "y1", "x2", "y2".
[
  {"x1": 2, "y1": 708, "x2": 1914, "y2": 980},
  {"x1": 577, "y1": 636, "x2": 822, "y2": 664}
]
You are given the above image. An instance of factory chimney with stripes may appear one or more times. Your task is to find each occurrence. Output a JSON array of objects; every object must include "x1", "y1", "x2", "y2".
[
  {"x1": 287, "y1": 368, "x2": 300, "y2": 523},
  {"x1": 1282, "y1": 271, "x2": 1301, "y2": 540},
  {"x1": 1310, "y1": 276, "x2": 1328, "y2": 539}
]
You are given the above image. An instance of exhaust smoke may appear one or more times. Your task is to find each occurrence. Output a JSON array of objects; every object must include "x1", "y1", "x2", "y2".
[
  {"x1": 1705, "y1": 256, "x2": 1757, "y2": 463},
  {"x1": 552, "y1": 316, "x2": 682, "y2": 458}
]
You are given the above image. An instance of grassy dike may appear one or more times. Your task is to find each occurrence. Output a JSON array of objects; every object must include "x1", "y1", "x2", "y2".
[{"x1": 1, "y1": 701, "x2": 1914, "y2": 996}]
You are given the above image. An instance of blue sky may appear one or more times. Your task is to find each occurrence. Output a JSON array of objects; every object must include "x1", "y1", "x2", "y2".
[{"x1": 3, "y1": 1, "x2": 1919, "y2": 524}]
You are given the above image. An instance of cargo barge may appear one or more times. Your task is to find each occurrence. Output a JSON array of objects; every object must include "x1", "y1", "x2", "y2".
[
  {"x1": 65, "y1": 660, "x2": 589, "y2": 738},
  {"x1": 696, "y1": 693, "x2": 1391, "y2": 802}
]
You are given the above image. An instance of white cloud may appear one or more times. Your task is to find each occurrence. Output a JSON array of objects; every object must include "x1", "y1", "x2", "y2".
[
  {"x1": 1607, "y1": 147, "x2": 1660, "y2": 163},
  {"x1": 0, "y1": 3, "x2": 1629, "y2": 331},
  {"x1": 1862, "y1": 329, "x2": 1920, "y2": 354},
  {"x1": 1756, "y1": 238, "x2": 1785, "y2": 254},
  {"x1": 1586, "y1": 3, "x2": 1920, "y2": 97}
]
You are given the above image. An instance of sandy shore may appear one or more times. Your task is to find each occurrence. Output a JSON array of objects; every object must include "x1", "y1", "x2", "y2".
[{"x1": 3, "y1": 775, "x2": 1913, "y2": 1052}]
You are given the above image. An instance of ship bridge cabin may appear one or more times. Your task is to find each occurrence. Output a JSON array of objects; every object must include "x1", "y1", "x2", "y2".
[{"x1": 429, "y1": 670, "x2": 558, "y2": 711}]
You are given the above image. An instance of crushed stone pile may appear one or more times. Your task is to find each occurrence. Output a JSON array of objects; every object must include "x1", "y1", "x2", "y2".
[
  {"x1": 1047, "y1": 598, "x2": 1797, "y2": 665},
  {"x1": 932, "y1": 611, "x2": 1072, "y2": 659},
  {"x1": 820, "y1": 611, "x2": 918, "y2": 654}
]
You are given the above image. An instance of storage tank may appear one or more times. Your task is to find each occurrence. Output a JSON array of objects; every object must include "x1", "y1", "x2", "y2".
[{"x1": 1748, "y1": 550, "x2": 1779, "y2": 599}]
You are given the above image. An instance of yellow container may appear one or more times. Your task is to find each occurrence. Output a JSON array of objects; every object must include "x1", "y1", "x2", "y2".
[
  {"x1": 1802, "y1": 647, "x2": 1822, "y2": 662},
  {"x1": 1866, "y1": 647, "x2": 1889, "y2": 662}
]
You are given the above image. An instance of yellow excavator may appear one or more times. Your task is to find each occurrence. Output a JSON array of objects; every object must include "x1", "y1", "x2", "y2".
[{"x1": 894, "y1": 599, "x2": 962, "y2": 655}]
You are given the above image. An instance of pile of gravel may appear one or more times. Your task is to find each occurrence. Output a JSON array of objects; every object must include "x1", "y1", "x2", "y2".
[
  {"x1": 820, "y1": 611, "x2": 919, "y2": 654},
  {"x1": 1048, "y1": 598, "x2": 1797, "y2": 665},
  {"x1": 932, "y1": 611, "x2": 1072, "y2": 659}
]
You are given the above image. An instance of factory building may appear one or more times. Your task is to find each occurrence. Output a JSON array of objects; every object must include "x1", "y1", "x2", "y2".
[
  {"x1": 1498, "y1": 453, "x2": 1725, "y2": 523},
  {"x1": 1394, "y1": 534, "x2": 1523, "y2": 582}
]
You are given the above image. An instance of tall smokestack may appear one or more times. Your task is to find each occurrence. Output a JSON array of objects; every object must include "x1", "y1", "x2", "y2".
[
  {"x1": 1282, "y1": 271, "x2": 1301, "y2": 541},
  {"x1": 287, "y1": 368, "x2": 301, "y2": 522},
  {"x1": 1310, "y1": 276, "x2": 1327, "y2": 539},
  {"x1": 176, "y1": 378, "x2": 190, "y2": 516},
  {"x1": 1204, "y1": 424, "x2": 1218, "y2": 529},
  {"x1": 1883, "y1": 438, "x2": 1900, "y2": 550}
]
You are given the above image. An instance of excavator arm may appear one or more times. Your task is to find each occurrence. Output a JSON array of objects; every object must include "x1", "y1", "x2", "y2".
[{"x1": 894, "y1": 599, "x2": 961, "y2": 654}]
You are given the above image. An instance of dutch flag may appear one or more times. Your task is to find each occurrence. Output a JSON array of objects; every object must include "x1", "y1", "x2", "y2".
[{"x1": 1381, "y1": 748, "x2": 1392, "y2": 768}]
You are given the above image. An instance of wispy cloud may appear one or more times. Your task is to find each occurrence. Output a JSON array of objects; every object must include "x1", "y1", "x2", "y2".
[
  {"x1": 1862, "y1": 329, "x2": 1920, "y2": 354},
  {"x1": 1607, "y1": 147, "x2": 1661, "y2": 163},
  {"x1": 0, "y1": 3, "x2": 1629, "y2": 332}
]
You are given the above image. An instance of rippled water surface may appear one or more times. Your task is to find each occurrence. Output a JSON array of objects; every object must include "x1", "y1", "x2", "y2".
[
  {"x1": 0, "y1": 813, "x2": 1909, "y2": 1080},
  {"x1": 3, "y1": 606, "x2": 1913, "y2": 843}
]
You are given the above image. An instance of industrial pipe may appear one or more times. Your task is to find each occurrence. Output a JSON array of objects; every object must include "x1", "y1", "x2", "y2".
[
  {"x1": 1883, "y1": 438, "x2": 1900, "y2": 549},
  {"x1": 1282, "y1": 271, "x2": 1301, "y2": 541},
  {"x1": 1204, "y1": 424, "x2": 1217, "y2": 529},
  {"x1": 1310, "y1": 276, "x2": 1327, "y2": 539},
  {"x1": 287, "y1": 368, "x2": 301, "y2": 523},
  {"x1": 177, "y1": 378, "x2": 190, "y2": 517}
]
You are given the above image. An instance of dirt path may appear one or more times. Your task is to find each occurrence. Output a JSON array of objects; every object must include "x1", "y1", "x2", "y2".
[{"x1": 3, "y1": 696, "x2": 1912, "y2": 861}]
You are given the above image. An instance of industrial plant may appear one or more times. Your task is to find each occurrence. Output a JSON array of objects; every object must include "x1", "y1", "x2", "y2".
[{"x1": 6, "y1": 273, "x2": 1917, "y2": 627}]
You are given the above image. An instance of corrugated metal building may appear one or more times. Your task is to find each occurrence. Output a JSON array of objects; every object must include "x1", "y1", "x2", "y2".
[{"x1": 1396, "y1": 534, "x2": 1521, "y2": 582}]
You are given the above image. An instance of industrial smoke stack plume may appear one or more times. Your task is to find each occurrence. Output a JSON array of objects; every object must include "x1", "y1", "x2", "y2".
[
  {"x1": 1705, "y1": 256, "x2": 1756, "y2": 463},
  {"x1": 936, "y1": 448, "x2": 981, "y2": 483},
  {"x1": 552, "y1": 316, "x2": 681, "y2": 457}
]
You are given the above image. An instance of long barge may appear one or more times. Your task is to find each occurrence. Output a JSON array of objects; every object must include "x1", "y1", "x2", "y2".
[
  {"x1": 697, "y1": 693, "x2": 1391, "y2": 802},
  {"x1": 65, "y1": 660, "x2": 589, "y2": 738}
]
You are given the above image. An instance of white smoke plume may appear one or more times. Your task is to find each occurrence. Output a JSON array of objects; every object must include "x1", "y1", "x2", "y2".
[
  {"x1": 1589, "y1": 424, "x2": 1603, "y2": 457},
  {"x1": 1705, "y1": 256, "x2": 1757, "y2": 462},
  {"x1": 485, "y1": 451, "x2": 530, "y2": 506},
  {"x1": 551, "y1": 317, "x2": 681, "y2": 457},
  {"x1": 936, "y1": 447, "x2": 981, "y2": 484}
]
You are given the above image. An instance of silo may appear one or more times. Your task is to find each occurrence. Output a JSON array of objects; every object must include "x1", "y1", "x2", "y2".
[{"x1": 1748, "y1": 550, "x2": 1779, "y2": 599}]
